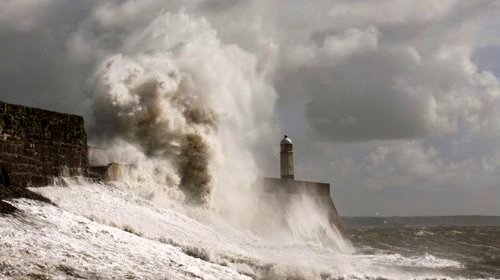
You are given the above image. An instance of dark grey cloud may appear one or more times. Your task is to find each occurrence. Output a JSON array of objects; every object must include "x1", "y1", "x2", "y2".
[
  {"x1": 302, "y1": 51, "x2": 431, "y2": 141},
  {"x1": 474, "y1": 45, "x2": 500, "y2": 77},
  {"x1": 274, "y1": 1, "x2": 498, "y2": 143},
  {"x1": 0, "y1": 1, "x2": 94, "y2": 114}
]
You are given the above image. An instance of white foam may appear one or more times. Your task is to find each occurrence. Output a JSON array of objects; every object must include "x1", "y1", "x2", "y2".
[
  {"x1": 12, "y1": 181, "x2": 463, "y2": 279},
  {"x1": 0, "y1": 198, "x2": 249, "y2": 279},
  {"x1": 357, "y1": 252, "x2": 462, "y2": 269}
]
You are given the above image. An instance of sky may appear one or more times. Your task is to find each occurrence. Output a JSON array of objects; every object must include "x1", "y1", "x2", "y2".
[{"x1": 1, "y1": 0, "x2": 499, "y2": 216}]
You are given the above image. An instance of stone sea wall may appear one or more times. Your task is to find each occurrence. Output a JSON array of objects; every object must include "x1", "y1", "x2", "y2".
[{"x1": 0, "y1": 100, "x2": 89, "y2": 187}]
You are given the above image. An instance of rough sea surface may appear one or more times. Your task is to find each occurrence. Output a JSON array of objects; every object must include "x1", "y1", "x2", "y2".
[
  {"x1": 346, "y1": 226, "x2": 500, "y2": 279},
  {"x1": 0, "y1": 181, "x2": 498, "y2": 279}
]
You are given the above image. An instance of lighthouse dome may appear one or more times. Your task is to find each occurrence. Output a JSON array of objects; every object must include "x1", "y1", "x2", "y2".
[{"x1": 281, "y1": 135, "x2": 293, "y2": 145}]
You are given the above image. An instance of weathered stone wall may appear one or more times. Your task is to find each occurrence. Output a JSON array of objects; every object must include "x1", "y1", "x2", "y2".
[{"x1": 0, "y1": 100, "x2": 89, "y2": 187}]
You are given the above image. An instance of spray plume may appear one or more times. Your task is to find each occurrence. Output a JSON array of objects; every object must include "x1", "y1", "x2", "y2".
[
  {"x1": 86, "y1": 10, "x2": 349, "y2": 252},
  {"x1": 87, "y1": 11, "x2": 275, "y2": 207}
]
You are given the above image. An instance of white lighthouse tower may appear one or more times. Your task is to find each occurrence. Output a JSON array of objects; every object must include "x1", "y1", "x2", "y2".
[{"x1": 280, "y1": 135, "x2": 294, "y2": 180}]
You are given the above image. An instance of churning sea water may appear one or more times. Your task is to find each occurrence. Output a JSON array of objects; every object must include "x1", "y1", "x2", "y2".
[
  {"x1": 346, "y1": 225, "x2": 500, "y2": 279},
  {"x1": 0, "y1": 180, "x2": 498, "y2": 279}
]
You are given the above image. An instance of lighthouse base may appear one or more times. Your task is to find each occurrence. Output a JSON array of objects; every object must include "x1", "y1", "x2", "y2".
[{"x1": 256, "y1": 177, "x2": 345, "y2": 237}]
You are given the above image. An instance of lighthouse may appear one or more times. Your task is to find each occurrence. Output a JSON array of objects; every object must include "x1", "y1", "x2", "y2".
[
  {"x1": 280, "y1": 135, "x2": 294, "y2": 180},
  {"x1": 258, "y1": 134, "x2": 345, "y2": 234}
]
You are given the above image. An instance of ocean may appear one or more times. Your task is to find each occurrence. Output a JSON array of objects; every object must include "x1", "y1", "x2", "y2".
[{"x1": 346, "y1": 225, "x2": 500, "y2": 279}]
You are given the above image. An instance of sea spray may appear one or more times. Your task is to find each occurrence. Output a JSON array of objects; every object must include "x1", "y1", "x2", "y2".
[
  {"x1": 86, "y1": 11, "x2": 272, "y2": 205},
  {"x1": 85, "y1": 9, "x2": 350, "y2": 250},
  {"x1": 26, "y1": 179, "x2": 466, "y2": 279},
  {"x1": 179, "y1": 134, "x2": 211, "y2": 205}
]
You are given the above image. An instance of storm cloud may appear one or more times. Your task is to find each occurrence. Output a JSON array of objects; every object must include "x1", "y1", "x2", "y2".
[{"x1": 1, "y1": 0, "x2": 499, "y2": 215}]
